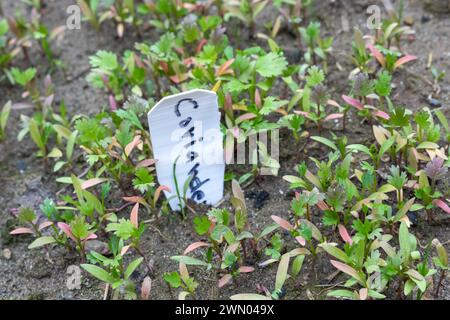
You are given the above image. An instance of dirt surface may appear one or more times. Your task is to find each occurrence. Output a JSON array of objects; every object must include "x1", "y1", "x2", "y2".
[{"x1": 0, "y1": 0, "x2": 449, "y2": 300}]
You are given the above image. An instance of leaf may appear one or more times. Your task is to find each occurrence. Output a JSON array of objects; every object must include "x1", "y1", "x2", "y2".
[
  {"x1": 171, "y1": 256, "x2": 208, "y2": 267},
  {"x1": 183, "y1": 242, "x2": 209, "y2": 255},
  {"x1": 130, "y1": 202, "x2": 139, "y2": 228},
  {"x1": 394, "y1": 198, "x2": 415, "y2": 221},
  {"x1": 346, "y1": 144, "x2": 371, "y2": 156},
  {"x1": 154, "y1": 185, "x2": 170, "y2": 207},
  {"x1": 342, "y1": 95, "x2": 363, "y2": 110},
  {"x1": 28, "y1": 118, "x2": 44, "y2": 151},
  {"x1": 275, "y1": 253, "x2": 290, "y2": 291},
  {"x1": 216, "y1": 59, "x2": 235, "y2": 76},
  {"x1": 433, "y1": 199, "x2": 450, "y2": 214},
  {"x1": 238, "y1": 266, "x2": 255, "y2": 273},
  {"x1": 330, "y1": 260, "x2": 365, "y2": 285},
  {"x1": 81, "y1": 264, "x2": 115, "y2": 284},
  {"x1": 57, "y1": 222, "x2": 76, "y2": 241},
  {"x1": 125, "y1": 135, "x2": 142, "y2": 157},
  {"x1": 230, "y1": 294, "x2": 271, "y2": 300},
  {"x1": 10, "y1": 227, "x2": 34, "y2": 235},
  {"x1": 338, "y1": 224, "x2": 353, "y2": 245},
  {"x1": 164, "y1": 272, "x2": 182, "y2": 288},
  {"x1": 47, "y1": 147, "x2": 62, "y2": 158},
  {"x1": 327, "y1": 289, "x2": 357, "y2": 299},
  {"x1": 399, "y1": 222, "x2": 411, "y2": 262},
  {"x1": 373, "y1": 126, "x2": 387, "y2": 145},
  {"x1": 218, "y1": 274, "x2": 233, "y2": 288},
  {"x1": 231, "y1": 179, "x2": 246, "y2": 208},
  {"x1": 305, "y1": 170, "x2": 321, "y2": 189},
  {"x1": 125, "y1": 257, "x2": 143, "y2": 279},
  {"x1": 378, "y1": 184, "x2": 396, "y2": 193},
  {"x1": 271, "y1": 215, "x2": 293, "y2": 231},
  {"x1": 89, "y1": 50, "x2": 118, "y2": 71},
  {"x1": 255, "y1": 52, "x2": 287, "y2": 77},
  {"x1": 367, "y1": 43, "x2": 386, "y2": 67},
  {"x1": 417, "y1": 142, "x2": 439, "y2": 150},
  {"x1": 81, "y1": 178, "x2": 107, "y2": 190},
  {"x1": 320, "y1": 243, "x2": 350, "y2": 263},
  {"x1": 291, "y1": 255, "x2": 306, "y2": 276},
  {"x1": 28, "y1": 236, "x2": 56, "y2": 249},
  {"x1": 311, "y1": 136, "x2": 337, "y2": 151},
  {"x1": 141, "y1": 276, "x2": 152, "y2": 300},
  {"x1": 394, "y1": 55, "x2": 417, "y2": 69}
]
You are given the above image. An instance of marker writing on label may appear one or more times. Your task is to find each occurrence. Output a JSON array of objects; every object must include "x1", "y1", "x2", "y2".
[{"x1": 174, "y1": 98, "x2": 210, "y2": 203}]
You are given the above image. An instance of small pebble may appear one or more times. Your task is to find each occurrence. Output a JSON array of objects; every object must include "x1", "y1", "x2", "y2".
[
  {"x1": 421, "y1": 15, "x2": 431, "y2": 23},
  {"x1": 2, "y1": 248, "x2": 11, "y2": 260},
  {"x1": 427, "y1": 96, "x2": 442, "y2": 108},
  {"x1": 404, "y1": 16, "x2": 414, "y2": 26}
]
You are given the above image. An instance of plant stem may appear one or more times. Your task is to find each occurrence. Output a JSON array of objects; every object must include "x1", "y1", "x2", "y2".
[{"x1": 434, "y1": 269, "x2": 446, "y2": 297}]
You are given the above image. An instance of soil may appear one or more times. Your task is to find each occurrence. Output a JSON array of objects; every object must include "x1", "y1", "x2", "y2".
[{"x1": 0, "y1": 0, "x2": 449, "y2": 300}]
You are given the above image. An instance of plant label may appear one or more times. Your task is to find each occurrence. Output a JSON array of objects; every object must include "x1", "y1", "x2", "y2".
[{"x1": 148, "y1": 89, "x2": 225, "y2": 211}]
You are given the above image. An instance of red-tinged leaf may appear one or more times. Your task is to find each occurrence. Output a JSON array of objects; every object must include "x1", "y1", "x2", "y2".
[
  {"x1": 170, "y1": 73, "x2": 188, "y2": 84},
  {"x1": 236, "y1": 113, "x2": 257, "y2": 123},
  {"x1": 136, "y1": 159, "x2": 156, "y2": 168},
  {"x1": 38, "y1": 221, "x2": 53, "y2": 231},
  {"x1": 433, "y1": 199, "x2": 450, "y2": 214},
  {"x1": 130, "y1": 203, "x2": 139, "y2": 227},
  {"x1": 83, "y1": 233, "x2": 98, "y2": 241},
  {"x1": 330, "y1": 260, "x2": 364, "y2": 285},
  {"x1": 338, "y1": 224, "x2": 353, "y2": 245},
  {"x1": 196, "y1": 38, "x2": 207, "y2": 54},
  {"x1": 394, "y1": 55, "x2": 417, "y2": 69},
  {"x1": 154, "y1": 185, "x2": 171, "y2": 207},
  {"x1": 359, "y1": 288, "x2": 368, "y2": 300},
  {"x1": 232, "y1": 126, "x2": 240, "y2": 139},
  {"x1": 238, "y1": 266, "x2": 255, "y2": 273},
  {"x1": 367, "y1": 43, "x2": 386, "y2": 67},
  {"x1": 174, "y1": 47, "x2": 184, "y2": 56},
  {"x1": 109, "y1": 95, "x2": 117, "y2": 111},
  {"x1": 10, "y1": 227, "x2": 33, "y2": 235},
  {"x1": 121, "y1": 245, "x2": 131, "y2": 256},
  {"x1": 294, "y1": 110, "x2": 311, "y2": 117},
  {"x1": 218, "y1": 274, "x2": 233, "y2": 288},
  {"x1": 342, "y1": 95, "x2": 364, "y2": 110},
  {"x1": 141, "y1": 276, "x2": 152, "y2": 300},
  {"x1": 183, "y1": 57, "x2": 195, "y2": 66},
  {"x1": 81, "y1": 178, "x2": 108, "y2": 190},
  {"x1": 123, "y1": 196, "x2": 147, "y2": 205},
  {"x1": 227, "y1": 242, "x2": 240, "y2": 253},
  {"x1": 255, "y1": 89, "x2": 261, "y2": 108},
  {"x1": 57, "y1": 222, "x2": 76, "y2": 241},
  {"x1": 317, "y1": 200, "x2": 330, "y2": 211},
  {"x1": 125, "y1": 135, "x2": 142, "y2": 157},
  {"x1": 134, "y1": 53, "x2": 145, "y2": 68},
  {"x1": 183, "y1": 242, "x2": 209, "y2": 255},
  {"x1": 179, "y1": 262, "x2": 189, "y2": 280},
  {"x1": 327, "y1": 99, "x2": 341, "y2": 108},
  {"x1": 271, "y1": 215, "x2": 294, "y2": 231},
  {"x1": 216, "y1": 58, "x2": 235, "y2": 77},
  {"x1": 324, "y1": 113, "x2": 344, "y2": 121},
  {"x1": 295, "y1": 236, "x2": 306, "y2": 246},
  {"x1": 372, "y1": 109, "x2": 390, "y2": 120},
  {"x1": 159, "y1": 61, "x2": 169, "y2": 73}
]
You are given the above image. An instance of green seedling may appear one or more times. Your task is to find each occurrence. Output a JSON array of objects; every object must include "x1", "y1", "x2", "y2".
[{"x1": 0, "y1": 100, "x2": 11, "y2": 140}]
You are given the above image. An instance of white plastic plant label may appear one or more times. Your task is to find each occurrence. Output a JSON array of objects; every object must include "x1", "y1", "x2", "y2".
[{"x1": 147, "y1": 89, "x2": 225, "y2": 211}]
